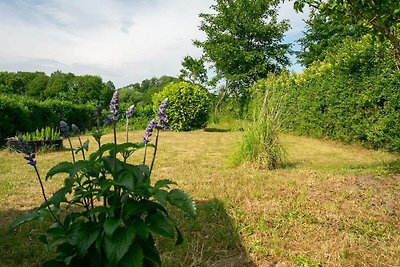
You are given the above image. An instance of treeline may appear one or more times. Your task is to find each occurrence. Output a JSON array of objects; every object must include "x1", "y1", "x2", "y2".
[{"x1": 0, "y1": 71, "x2": 114, "y2": 106}]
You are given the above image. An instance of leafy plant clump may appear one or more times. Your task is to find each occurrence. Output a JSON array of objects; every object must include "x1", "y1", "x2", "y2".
[
  {"x1": 17, "y1": 127, "x2": 61, "y2": 141},
  {"x1": 152, "y1": 81, "x2": 210, "y2": 131},
  {"x1": 10, "y1": 92, "x2": 196, "y2": 267},
  {"x1": 234, "y1": 77, "x2": 286, "y2": 169}
]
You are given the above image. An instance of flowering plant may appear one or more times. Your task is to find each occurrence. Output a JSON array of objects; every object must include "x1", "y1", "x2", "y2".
[{"x1": 10, "y1": 93, "x2": 196, "y2": 267}]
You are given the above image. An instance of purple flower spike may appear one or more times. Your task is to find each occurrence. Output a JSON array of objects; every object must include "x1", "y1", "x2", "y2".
[
  {"x1": 71, "y1": 124, "x2": 80, "y2": 135},
  {"x1": 143, "y1": 119, "x2": 157, "y2": 143},
  {"x1": 108, "y1": 91, "x2": 119, "y2": 122},
  {"x1": 157, "y1": 98, "x2": 168, "y2": 122},
  {"x1": 17, "y1": 137, "x2": 37, "y2": 166},
  {"x1": 125, "y1": 104, "x2": 135, "y2": 119},
  {"x1": 60, "y1": 121, "x2": 70, "y2": 138}
]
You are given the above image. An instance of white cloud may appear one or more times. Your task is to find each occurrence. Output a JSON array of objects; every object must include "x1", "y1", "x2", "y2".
[{"x1": 0, "y1": 0, "x2": 307, "y2": 87}]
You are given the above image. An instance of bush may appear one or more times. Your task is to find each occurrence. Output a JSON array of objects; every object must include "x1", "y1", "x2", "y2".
[
  {"x1": 233, "y1": 76, "x2": 287, "y2": 169},
  {"x1": 0, "y1": 95, "x2": 96, "y2": 143},
  {"x1": 152, "y1": 82, "x2": 210, "y2": 131}
]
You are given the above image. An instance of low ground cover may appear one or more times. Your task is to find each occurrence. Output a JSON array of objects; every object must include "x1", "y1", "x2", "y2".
[{"x1": 0, "y1": 130, "x2": 399, "y2": 266}]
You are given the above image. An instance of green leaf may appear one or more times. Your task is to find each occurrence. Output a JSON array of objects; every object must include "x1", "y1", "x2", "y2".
[
  {"x1": 104, "y1": 224, "x2": 136, "y2": 264},
  {"x1": 119, "y1": 241, "x2": 144, "y2": 267},
  {"x1": 154, "y1": 189, "x2": 168, "y2": 206},
  {"x1": 146, "y1": 211, "x2": 175, "y2": 239},
  {"x1": 103, "y1": 156, "x2": 124, "y2": 174},
  {"x1": 89, "y1": 143, "x2": 114, "y2": 161},
  {"x1": 104, "y1": 218, "x2": 123, "y2": 237},
  {"x1": 154, "y1": 179, "x2": 177, "y2": 190},
  {"x1": 44, "y1": 186, "x2": 72, "y2": 208},
  {"x1": 76, "y1": 221, "x2": 99, "y2": 257},
  {"x1": 46, "y1": 162, "x2": 74, "y2": 180},
  {"x1": 9, "y1": 210, "x2": 39, "y2": 230},
  {"x1": 167, "y1": 189, "x2": 196, "y2": 218},
  {"x1": 114, "y1": 170, "x2": 135, "y2": 192}
]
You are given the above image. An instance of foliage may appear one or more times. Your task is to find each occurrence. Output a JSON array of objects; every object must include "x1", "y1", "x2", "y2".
[
  {"x1": 0, "y1": 94, "x2": 96, "y2": 143},
  {"x1": 233, "y1": 76, "x2": 286, "y2": 169},
  {"x1": 195, "y1": 0, "x2": 291, "y2": 99},
  {"x1": 17, "y1": 127, "x2": 60, "y2": 141},
  {"x1": 179, "y1": 56, "x2": 208, "y2": 86},
  {"x1": 0, "y1": 71, "x2": 114, "y2": 105},
  {"x1": 10, "y1": 94, "x2": 196, "y2": 266},
  {"x1": 280, "y1": 35, "x2": 400, "y2": 152},
  {"x1": 296, "y1": 11, "x2": 366, "y2": 67},
  {"x1": 294, "y1": 0, "x2": 400, "y2": 69},
  {"x1": 152, "y1": 82, "x2": 211, "y2": 131}
]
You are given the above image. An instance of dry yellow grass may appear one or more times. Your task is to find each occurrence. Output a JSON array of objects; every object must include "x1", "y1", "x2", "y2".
[{"x1": 0, "y1": 130, "x2": 399, "y2": 266}]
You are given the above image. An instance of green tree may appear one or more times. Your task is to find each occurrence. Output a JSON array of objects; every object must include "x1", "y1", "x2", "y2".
[
  {"x1": 294, "y1": 0, "x2": 400, "y2": 69},
  {"x1": 195, "y1": 0, "x2": 291, "y2": 94},
  {"x1": 297, "y1": 11, "x2": 366, "y2": 67},
  {"x1": 179, "y1": 55, "x2": 208, "y2": 86}
]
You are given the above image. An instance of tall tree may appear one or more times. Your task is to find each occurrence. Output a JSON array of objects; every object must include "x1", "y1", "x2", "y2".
[
  {"x1": 294, "y1": 0, "x2": 400, "y2": 69},
  {"x1": 179, "y1": 56, "x2": 208, "y2": 86},
  {"x1": 297, "y1": 11, "x2": 366, "y2": 67},
  {"x1": 195, "y1": 0, "x2": 291, "y2": 95}
]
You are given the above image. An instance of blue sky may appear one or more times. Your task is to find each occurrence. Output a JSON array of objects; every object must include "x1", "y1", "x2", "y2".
[{"x1": 0, "y1": 0, "x2": 309, "y2": 88}]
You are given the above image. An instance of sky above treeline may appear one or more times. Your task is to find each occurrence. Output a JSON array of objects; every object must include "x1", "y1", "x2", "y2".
[{"x1": 0, "y1": 0, "x2": 309, "y2": 88}]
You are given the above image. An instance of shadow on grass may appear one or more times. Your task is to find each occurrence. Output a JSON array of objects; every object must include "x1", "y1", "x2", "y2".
[
  {"x1": 160, "y1": 199, "x2": 256, "y2": 267},
  {"x1": 0, "y1": 209, "x2": 51, "y2": 267},
  {"x1": 204, "y1": 127, "x2": 232, "y2": 132},
  {"x1": 1, "y1": 200, "x2": 256, "y2": 267}
]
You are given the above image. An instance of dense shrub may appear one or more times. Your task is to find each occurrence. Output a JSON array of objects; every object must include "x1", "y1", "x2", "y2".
[
  {"x1": 271, "y1": 35, "x2": 400, "y2": 152},
  {"x1": 0, "y1": 95, "x2": 96, "y2": 143},
  {"x1": 152, "y1": 82, "x2": 211, "y2": 131}
]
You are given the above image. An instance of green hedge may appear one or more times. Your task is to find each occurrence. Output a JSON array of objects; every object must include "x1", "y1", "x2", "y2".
[
  {"x1": 0, "y1": 95, "x2": 96, "y2": 143},
  {"x1": 262, "y1": 36, "x2": 400, "y2": 152}
]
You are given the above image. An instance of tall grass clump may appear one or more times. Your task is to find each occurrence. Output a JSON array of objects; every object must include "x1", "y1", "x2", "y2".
[{"x1": 234, "y1": 76, "x2": 287, "y2": 169}]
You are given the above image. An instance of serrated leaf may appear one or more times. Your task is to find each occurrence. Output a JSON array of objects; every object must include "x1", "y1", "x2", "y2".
[
  {"x1": 46, "y1": 162, "x2": 74, "y2": 180},
  {"x1": 73, "y1": 221, "x2": 99, "y2": 257},
  {"x1": 119, "y1": 242, "x2": 144, "y2": 267},
  {"x1": 154, "y1": 189, "x2": 168, "y2": 206},
  {"x1": 44, "y1": 187, "x2": 71, "y2": 208},
  {"x1": 154, "y1": 179, "x2": 177, "y2": 190},
  {"x1": 146, "y1": 212, "x2": 175, "y2": 239},
  {"x1": 167, "y1": 189, "x2": 196, "y2": 218},
  {"x1": 9, "y1": 210, "x2": 39, "y2": 230},
  {"x1": 104, "y1": 218, "x2": 122, "y2": 237},
  {"x1": 104, "y1": 225, "x2": 136, "y2": 264}
]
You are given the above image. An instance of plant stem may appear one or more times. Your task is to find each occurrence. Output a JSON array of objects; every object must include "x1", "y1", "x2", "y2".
[
  {"x1": 67, "y1": 137, "x2": 75, "y2": 164},
  {"x1": 33, "y1": 165, "x2": 65, "y2": 230},
  {"x1": 77, "y1": 136, "x2": 85, "y2": 160},
  {"x1": 143, "y1": 144, "x2": 147, "y2": 165},
  {"x1": 125, "y1": 118, "x2": 129, "y2": 143},
  {"x1": 149, "y1": 129, "x2": 160, "y2": 175}
]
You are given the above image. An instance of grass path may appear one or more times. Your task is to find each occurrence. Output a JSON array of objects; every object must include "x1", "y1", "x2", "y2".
[{"x1": 0, "y1": 130, "x2": 399, "y2": 266}]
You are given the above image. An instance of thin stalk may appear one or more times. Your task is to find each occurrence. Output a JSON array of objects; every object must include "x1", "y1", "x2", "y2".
[
  {"x1": 77, "y1": 136, "x2": 85, "y2": 160},
  {"x1": 67, "y1": 137, "x2": 75, "y2": 164},
  {"x1": 149, "y1": 129, "x2": 160, "y2": 174},
  {"x1": 33, "y1": 165, "x2": 66, "y2": 231},
  {"x1": 143, "y1": 144, "x2": 148, "y2": 165},
  {"x1": 125, "y1": 118, "x2": 129, "y2": 143}
]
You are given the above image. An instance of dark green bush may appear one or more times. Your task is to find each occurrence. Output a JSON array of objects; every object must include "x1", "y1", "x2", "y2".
[
  {"x1": 0, "y1": 95, "x2": 96, "y2": 143},
  {"x1": 152, "y1": 82, "x2": 211, "y2": 131}
]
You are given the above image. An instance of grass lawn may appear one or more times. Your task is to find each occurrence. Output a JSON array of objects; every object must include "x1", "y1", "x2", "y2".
[{"x1": 0, "y1": 129, "x2": 399, "y2": 266}]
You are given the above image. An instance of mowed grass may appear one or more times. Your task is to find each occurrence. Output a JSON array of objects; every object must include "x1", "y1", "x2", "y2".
[{"x1": 0, "y1": 130, "x2": 399, "y2": 266}]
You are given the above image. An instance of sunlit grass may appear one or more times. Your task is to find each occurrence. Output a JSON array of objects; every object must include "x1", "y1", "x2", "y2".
[{"x1": 0, "y1": 130, "x2": 399, "y2": 266}]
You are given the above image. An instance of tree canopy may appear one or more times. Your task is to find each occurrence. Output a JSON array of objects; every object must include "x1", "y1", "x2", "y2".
[{"x1": 195, "y1": 0, "x2": 291, "y2": 92}]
